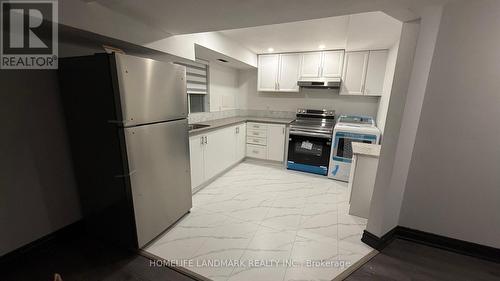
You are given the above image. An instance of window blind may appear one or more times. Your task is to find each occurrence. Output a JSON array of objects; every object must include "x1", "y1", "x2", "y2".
[{"x1": 176, "y1": 60, "x2": 209, "y2": 95}]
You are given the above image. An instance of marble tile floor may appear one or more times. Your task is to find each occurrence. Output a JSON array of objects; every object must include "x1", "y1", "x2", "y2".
[{"x1": 145, "y1": 161, "x2": 375, "y2": 281}]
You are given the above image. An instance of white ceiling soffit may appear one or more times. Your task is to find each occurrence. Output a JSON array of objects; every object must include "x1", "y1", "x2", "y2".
[
  {"x1": 89, "y1": 0, "x2": 452, "y2": 37},
  {"x1": 346, "y1": 12, "x2": 403, "y2": 51},
  {"x1": 194, "y1": 45, "x2": 255, "y2": 70},
  {"x1": 219, "y1": 12, "x2": 402, "y2": 54}
]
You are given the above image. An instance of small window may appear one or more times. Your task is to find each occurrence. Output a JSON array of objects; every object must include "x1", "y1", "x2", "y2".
[{"x1": 175, "y1": 59, "x2": 209, "y2": 113}]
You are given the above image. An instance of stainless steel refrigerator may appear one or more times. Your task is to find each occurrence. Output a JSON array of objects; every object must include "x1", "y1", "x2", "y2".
[{"x1": 59, "y1": 53, "x2": 192, "y2": 248}]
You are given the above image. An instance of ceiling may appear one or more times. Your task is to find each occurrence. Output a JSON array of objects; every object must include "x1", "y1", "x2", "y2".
[
  {"x1": 219, "y1": 12, "x2": 402, "y2": 54},
  {"x1": 88, "y1": 0, "x2": 453, "y2": 38}
]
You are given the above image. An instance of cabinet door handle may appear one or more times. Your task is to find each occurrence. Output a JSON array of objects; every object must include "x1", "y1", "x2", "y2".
[
  {"x1": 200, "y1": 136, "x2": 204, "y2": 145},
  {"x1": 277, "y1": 82, "x2": 280, "y2": 90},
  {"x1": 205, "y1": 136, "x2": 208, "y2": 144}
]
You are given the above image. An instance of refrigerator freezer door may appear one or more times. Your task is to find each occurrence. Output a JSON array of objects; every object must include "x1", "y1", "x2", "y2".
[
  {"x1": 123, "y1": 119, "x2": 192, "y2": 248},
  {"x1": 114, "y1": 54, "x2": 187, "y2": 127}
]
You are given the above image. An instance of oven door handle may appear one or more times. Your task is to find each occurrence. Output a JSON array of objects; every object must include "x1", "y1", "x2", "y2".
[{"x1": 289, "y1": 130, "x2": 332, "y2": 139}]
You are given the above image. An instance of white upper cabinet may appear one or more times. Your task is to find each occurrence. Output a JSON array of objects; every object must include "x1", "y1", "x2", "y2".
[
  {"x1": 299, "y1": 52, "x2": 322, "y2": 78},
  {"x1": 278, "y1": 53, "x2": 301, "y2": 92},
  {"x1": 364, "y1": 50, "x2": 388, "y2": 96},
  {"x1": 299, "y1": 51, "x2": 344, "y2": 79},
  {"x1": 321, "y1": 50, "x2": 344, "y2": 78},
  {"x1": 258, "y1": 54, "x2": 279, "y2": 91},
  {"x1": 341, "y1": 51, "x2": 369, "y2": 95},
  {"x1": 258, "y1": 49, "x2": 386, "y2": 95},
  {"x1": 341, "y1": 50, "x2": 388, "y2": 96},
  {"x1": 258, "y1": 53, "x2": 300, "y2": 92}
]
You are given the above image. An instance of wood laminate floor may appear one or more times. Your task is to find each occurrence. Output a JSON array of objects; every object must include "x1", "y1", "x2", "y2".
[
  {"x1": 0, "y1": 234, "x2": 196, "y2": 281},
  {"x1": 345, "y1": 238, "x2": 500, "y2": 281},
  {"x1": 2, "y1": 232, "x2": 500, "y2": 281}
]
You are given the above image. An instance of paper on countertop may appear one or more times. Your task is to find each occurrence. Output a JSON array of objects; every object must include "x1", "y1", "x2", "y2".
[{"x1": 301, "y1": 141, "x2": 313, "y2": 150}]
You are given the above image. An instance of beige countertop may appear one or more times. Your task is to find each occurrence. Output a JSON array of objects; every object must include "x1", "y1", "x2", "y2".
[
  {"x1": 189, "y1": 116, "x2": 295, "y2": 135},
  {"x1": 352, "y1": 142, "x2": 381, "y2": 158}
]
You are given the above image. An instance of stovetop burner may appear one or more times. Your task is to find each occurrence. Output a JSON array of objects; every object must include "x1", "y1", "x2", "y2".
[{"x1": 290, "y1": 109, "x2": 335, "y2": 137}]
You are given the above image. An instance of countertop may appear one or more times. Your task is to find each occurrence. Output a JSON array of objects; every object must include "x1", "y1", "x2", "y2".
[
  {"x1": 189, "y1": 116, "x2": 295, "y2": 135},
  {"x1": 352, "y1": 142, "x2": 381, "y2": 158}
]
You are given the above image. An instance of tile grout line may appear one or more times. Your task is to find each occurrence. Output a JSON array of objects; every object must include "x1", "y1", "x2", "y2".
[
  {"x1": 226, "y1": 167, "x2": 282, "y2": 281},
  {"x1": 149, "y1": 161, "x2": 369, "y2": 281},
  {"x1": 281, "y1": 175, "x2": 323, "y2": 281}
]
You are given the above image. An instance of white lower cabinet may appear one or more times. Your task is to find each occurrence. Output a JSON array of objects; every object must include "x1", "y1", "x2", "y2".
[
  {"x1": 189, "y1": 135, "x2": 205, "y2": 189},
  {"x1": 246, "y1": 122, "x2": 286, "y2": 162},
  {"x1": 267, "y1": 124, "x2": 286, "y2": 161},
  {"x1": 204, "y1": 126, "x2": 234, "y2": 180},
  {"x1": 247, "y1": 144, "x2": 267, "y2": 159},
  {"x1": 235, "y1": 123, "x2": 247, "y2": 161},
  {"x1": 189, "y1": 122, "x2": 286, "y2": 190},
  {"x1": 189, "y1": 123, "x2": 246, "y2": 190}
]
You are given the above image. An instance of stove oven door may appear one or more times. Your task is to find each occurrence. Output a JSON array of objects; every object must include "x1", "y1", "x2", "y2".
[{"x1": 287, "y1": 132, "x2": 332, "y2": 175}]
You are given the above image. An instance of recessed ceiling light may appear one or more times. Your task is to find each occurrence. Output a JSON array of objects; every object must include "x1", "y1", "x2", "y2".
[
  {"x1": 318, "y1": 44, "x2": 326, "y2": 49},
  {"x1": 267, "y1": 47, "x2": 274, "y2": 52}
]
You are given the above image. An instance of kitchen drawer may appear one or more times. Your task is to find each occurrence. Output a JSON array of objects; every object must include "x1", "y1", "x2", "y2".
[
  {"x1": 247, "y1": 136, "x2": 267, "y2": 145},
  {"x1": 247, "y1": 144, "x2": 267, "y2": 159},
  {"x1": 247, "y1": 129, "x2": 267, "y2": 138},
  {"x1": 247, "y1": 122, "x2": 268, "y2": 130}
]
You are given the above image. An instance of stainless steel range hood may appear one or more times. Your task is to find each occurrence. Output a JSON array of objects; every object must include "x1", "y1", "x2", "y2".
[{"x1": 297, "y1": 78, "x2": 341, "y2": 89}]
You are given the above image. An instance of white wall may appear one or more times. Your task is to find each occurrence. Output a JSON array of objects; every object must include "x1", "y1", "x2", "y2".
[
  {"x1": 209, "y1": 62, "x2": 240, "y2": 112},
  {"x1": 146, "y1": 32, "x2": 257, "y2": 67},
  {"x1": 367, "y1": 6, "x2": 443, "y2": 237},
  {"x1": 399, "y1": 0, "x2": 500, "y2": 248},
  {"x1": 238, "y1": 69, "x2": 380, "y2": 116},
  {"x1": 376, "y1": 42, "x2": 399, "y2": 135}
]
